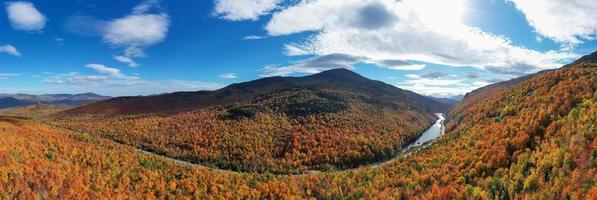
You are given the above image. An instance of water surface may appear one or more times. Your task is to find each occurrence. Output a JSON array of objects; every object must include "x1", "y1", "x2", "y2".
[{"x1": 402, "y1": 113, "x2": 445, "y2": 152}]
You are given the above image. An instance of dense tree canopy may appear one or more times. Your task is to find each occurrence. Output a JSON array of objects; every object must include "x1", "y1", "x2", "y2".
[
  {"x1": 51, "y1": 88, "x2": 436, "y2": 173},
  {"x1": 1, "y1": 59, "x2": 595, "y2": 199}
]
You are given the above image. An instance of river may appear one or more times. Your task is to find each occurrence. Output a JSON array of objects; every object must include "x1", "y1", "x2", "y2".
[
  {"x1": 18, "y1": 112, "x2": 447, "y2": 175},
  {"x1": 402, "y1": 113, "x2": 445, "y2": 152},
  {"x1": 137, "y1": 113, "x2": 448, "y2": 173},
  {"x1": 369, "y1": 113, "x2": 446, "y2": 168}
]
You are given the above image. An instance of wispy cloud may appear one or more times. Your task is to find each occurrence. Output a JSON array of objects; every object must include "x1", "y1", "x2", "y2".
[
  {"x1": 84, "y1": 64, "x2": 140, "y2": 80},
  {"x1": 261, "y1": 54, "x2": 361, "y2": 77},
  {"x1": 396, "y1": 77, "x2": 483, "y2": 98},
  {"x1": 0, "y1": 73, "x2": 22, "y2": 80},
  {"x1": 41, "y1": 64, "x2": 222, "y2": 96},
  {"x1": 220, "y1": 73, "x2": 238, "y2": 79},
  {"x1": 419, "y1": 71, "x2": 449, "y2": 79},
  {"x1": 244, "y1": 35, "x2": 268, "y2": 40},
  {"x1": 213, "y1": 0, "x2": 282, "y2": 21},
  {"x1": 64, "y1": 0, "x2": 169, "y2": 67},
  {"x1": 261, "y1": 53, "x2": 426, "y2": 77},
  {"x1": 466, "y1": 72, "x2": 480, "y2": 79},
  {"x1": 0, "y1": 45, "x2": 22, "y2": 57},
  {"x1": 113, "y1": 56, "x2": 139, "y2": 67}
]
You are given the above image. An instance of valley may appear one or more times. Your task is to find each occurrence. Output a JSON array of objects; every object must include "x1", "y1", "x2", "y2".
[
  {"x1": 3, "y1": 0, "x2": 597, "y2": 198},
  {"x1": 1, "y1": 52, "x2": 595, "y2": 199},
  {"x1": 95, "y1": 112, "x2": 447, "y2": 175},
  {"x1": 49, "y1": 69, "x2": 449, "y2": 174}
]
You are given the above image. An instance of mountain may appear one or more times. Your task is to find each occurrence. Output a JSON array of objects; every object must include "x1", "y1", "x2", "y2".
[
  {"x1": 434, "y1": 51, "x2": 597, "y2": 199},
  {"x1": 0, "y1": 93, "x2": 109, "y2": 103},
  {"x1": 3, "y1": 53, "x2": 596, "y2": 199},
  {"x1": 0, "y1": 93, "x2": 110, "y2": 109},
  {"x1": 427, "y1": 96, "x2": 459, "y2": 107},
  {"x1": 448, "y1": 94, "x2": 464, "y2": 101},
  {"x1": 0, "y1": 97, "x2": 31, "y2": 109},
  {"x1": 65, "y1": 69, "x2": 449, "y2": 115},
  {"x1": 0, "y1": 104, "x2": 72, "y2": 118},
  {"x1": 55, "y1": 69, "x2": 451, "y2": 173},
  {"x1": 569, "y1": 50, "x2": 597, "y2": 65},
  {"x1": 7, "y1": 54, "x2": 596, "y2": 199}
]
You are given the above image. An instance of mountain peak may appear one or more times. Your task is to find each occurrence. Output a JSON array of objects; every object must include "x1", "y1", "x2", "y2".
[
  {"x1": 75, "y1": 93, "x2": 106, "y2": 97},
  {"x1": 321, "y1": 68, "x2": 352, "y2": 73},
  {"x1": 572, "y1": 51, "x2": 597, "y2": 65},
  {"x1": 65, "y1": 68, "x2": 451, "y2": 115},
  {"x1": 78, "y1": 92, "x2": 96, "y2": 95},
  {"x1": 318, "y1": 68, "x2": 358, "y2": 76},
  {"x1": 310, "y1": 68, "x2": 369, "y2": 82}
]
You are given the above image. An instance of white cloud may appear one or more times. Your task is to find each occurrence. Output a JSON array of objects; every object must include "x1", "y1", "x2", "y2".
[
  {"x1": 43, "y1": 72, "x2": 110, "y2": 85},
  {"x1": 398, "y1": 70, "x2": 500, "y2": 97},
  {"x1": 265, "y1": 0, "x2": 398, "y2": 36},
  {"x1": 132, "y1": 0, "x2": 161, "y2": 14},
  {"x1": 42, "y1": 63, "x2": 221, "y2": 96},
  {"x1": 214, "y1": 0, "x2": 282, "y2": 21},
  {"x1": 366, "y1": 59, "x2": 427, "y2": 71},
  {"x1": 401, "y1": 78, "x2": 465, "y2": 86},
  {"x1": 244, "y1": 35, "x2": 267, "y2": 40},
  {"x1": 43, "y1": 72, "x2": 222, "y2": 96},
  {"x1": 397, "y1": 83, "x2": 477, "y2": 98},
  {"x1": 66, "y1": 75, "x2": 110, "y2": 84},
  {"x1": 261, "y1": 53, "x2": 360, "y2": 76},
  {"x1": 0, "y1": 45, "x2": 22, "y2": 57},
  {"x1": 396, "y1": 69, "x2": 500, "y2": 97},
  {"x1": 283, "y1": 44, "x2": 310, "y2": 56},
  {"x1": 103, "y1": 1, "x2": 169, "y2": 67},
  {"x1": 472, "y1": 80, "x2": 490, "y2": 86},
  {"x1": 386, "y1": 64, "x2": 426, "y2": 71},
  {"x1": 104, "y1": 14, "x2": 169, "y2": 47},
  {"x1": 396, "y1": 77, "x2": 483, "y2": 98},
  {"x1": 85, "y1": 64, "x2": 125, "y2": 77},
  {"x1": 419, "y1": 71, "x2": 449, "y2": 79},
  {"x1": 263, "y1": 0, "x2": 577, "y2": 76},
  {"x1": 508, "y1": 0, "x2": 597, "y2": 45},
  {"x1": 262, "y1": 53, "x2": 427, "y2": 76},
  {"x1": 0, "y1": 73, "x2": 21, "y2": 77},
  {"x1": 405, "y1": 74, "x2": 420, "y2": 79},
  {"x1": 220, "y1": 73, "x2": 238, "y2": 79},
  {"x1": 114, "y1": 55, "x2": 139, "y2": 67},
  {"x1": 64, "y1": 0, "x2": 169, "y2": 67},
  {"x1": 0, "y1": 73, "x2": 21, "y2": 80},
  {"x1": 5, "y1": 1, "x2": 46, "y2": 31}
]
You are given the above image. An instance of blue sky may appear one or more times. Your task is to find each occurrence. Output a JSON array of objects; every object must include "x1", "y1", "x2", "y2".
[{"x1": 0, "y1": 0, "x2": 595, "y2": 97}]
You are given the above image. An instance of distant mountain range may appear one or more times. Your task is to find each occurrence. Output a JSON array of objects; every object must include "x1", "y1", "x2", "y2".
[
  {"x1": 65, "y1": 69, "x2": 452, "y2": 115},
  {"x1": 0, "y1": 93, "x2": 110, "y2": 109},
  {"x1": 427, "y1": 96, "x2": 460, "y2": 107},
  {"x1": 448, "y1": 94, "x2": 464, "y2": 101}
]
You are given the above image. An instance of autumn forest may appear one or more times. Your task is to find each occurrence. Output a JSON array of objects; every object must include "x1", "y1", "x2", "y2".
[{"x1": 0, "y1": 52, "x2": 594, "y2": 199}]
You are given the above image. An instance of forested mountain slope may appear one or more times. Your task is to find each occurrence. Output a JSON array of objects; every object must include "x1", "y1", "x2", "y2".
[
  {"x1": 64, "y1": 69, "x2": 449, "y2": 115},
  {"x1": 53, "y1": 69, "x2": 451, "y2": 173},
  {"x1": 0, "y1": 93, "x2": 109, "y2": 109},
  {"x1": 0, "y1": 104, "x2": 71, "y2": 118},
  {"x1": 0, "y1": 97, "x2": 30, "y2": 109},
  {"x1": 436, "y1": 51, "x2": 597, "y2": 199},
  {"x1": 3, "y1": 52, "x2": 595, "y2": 199}
]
